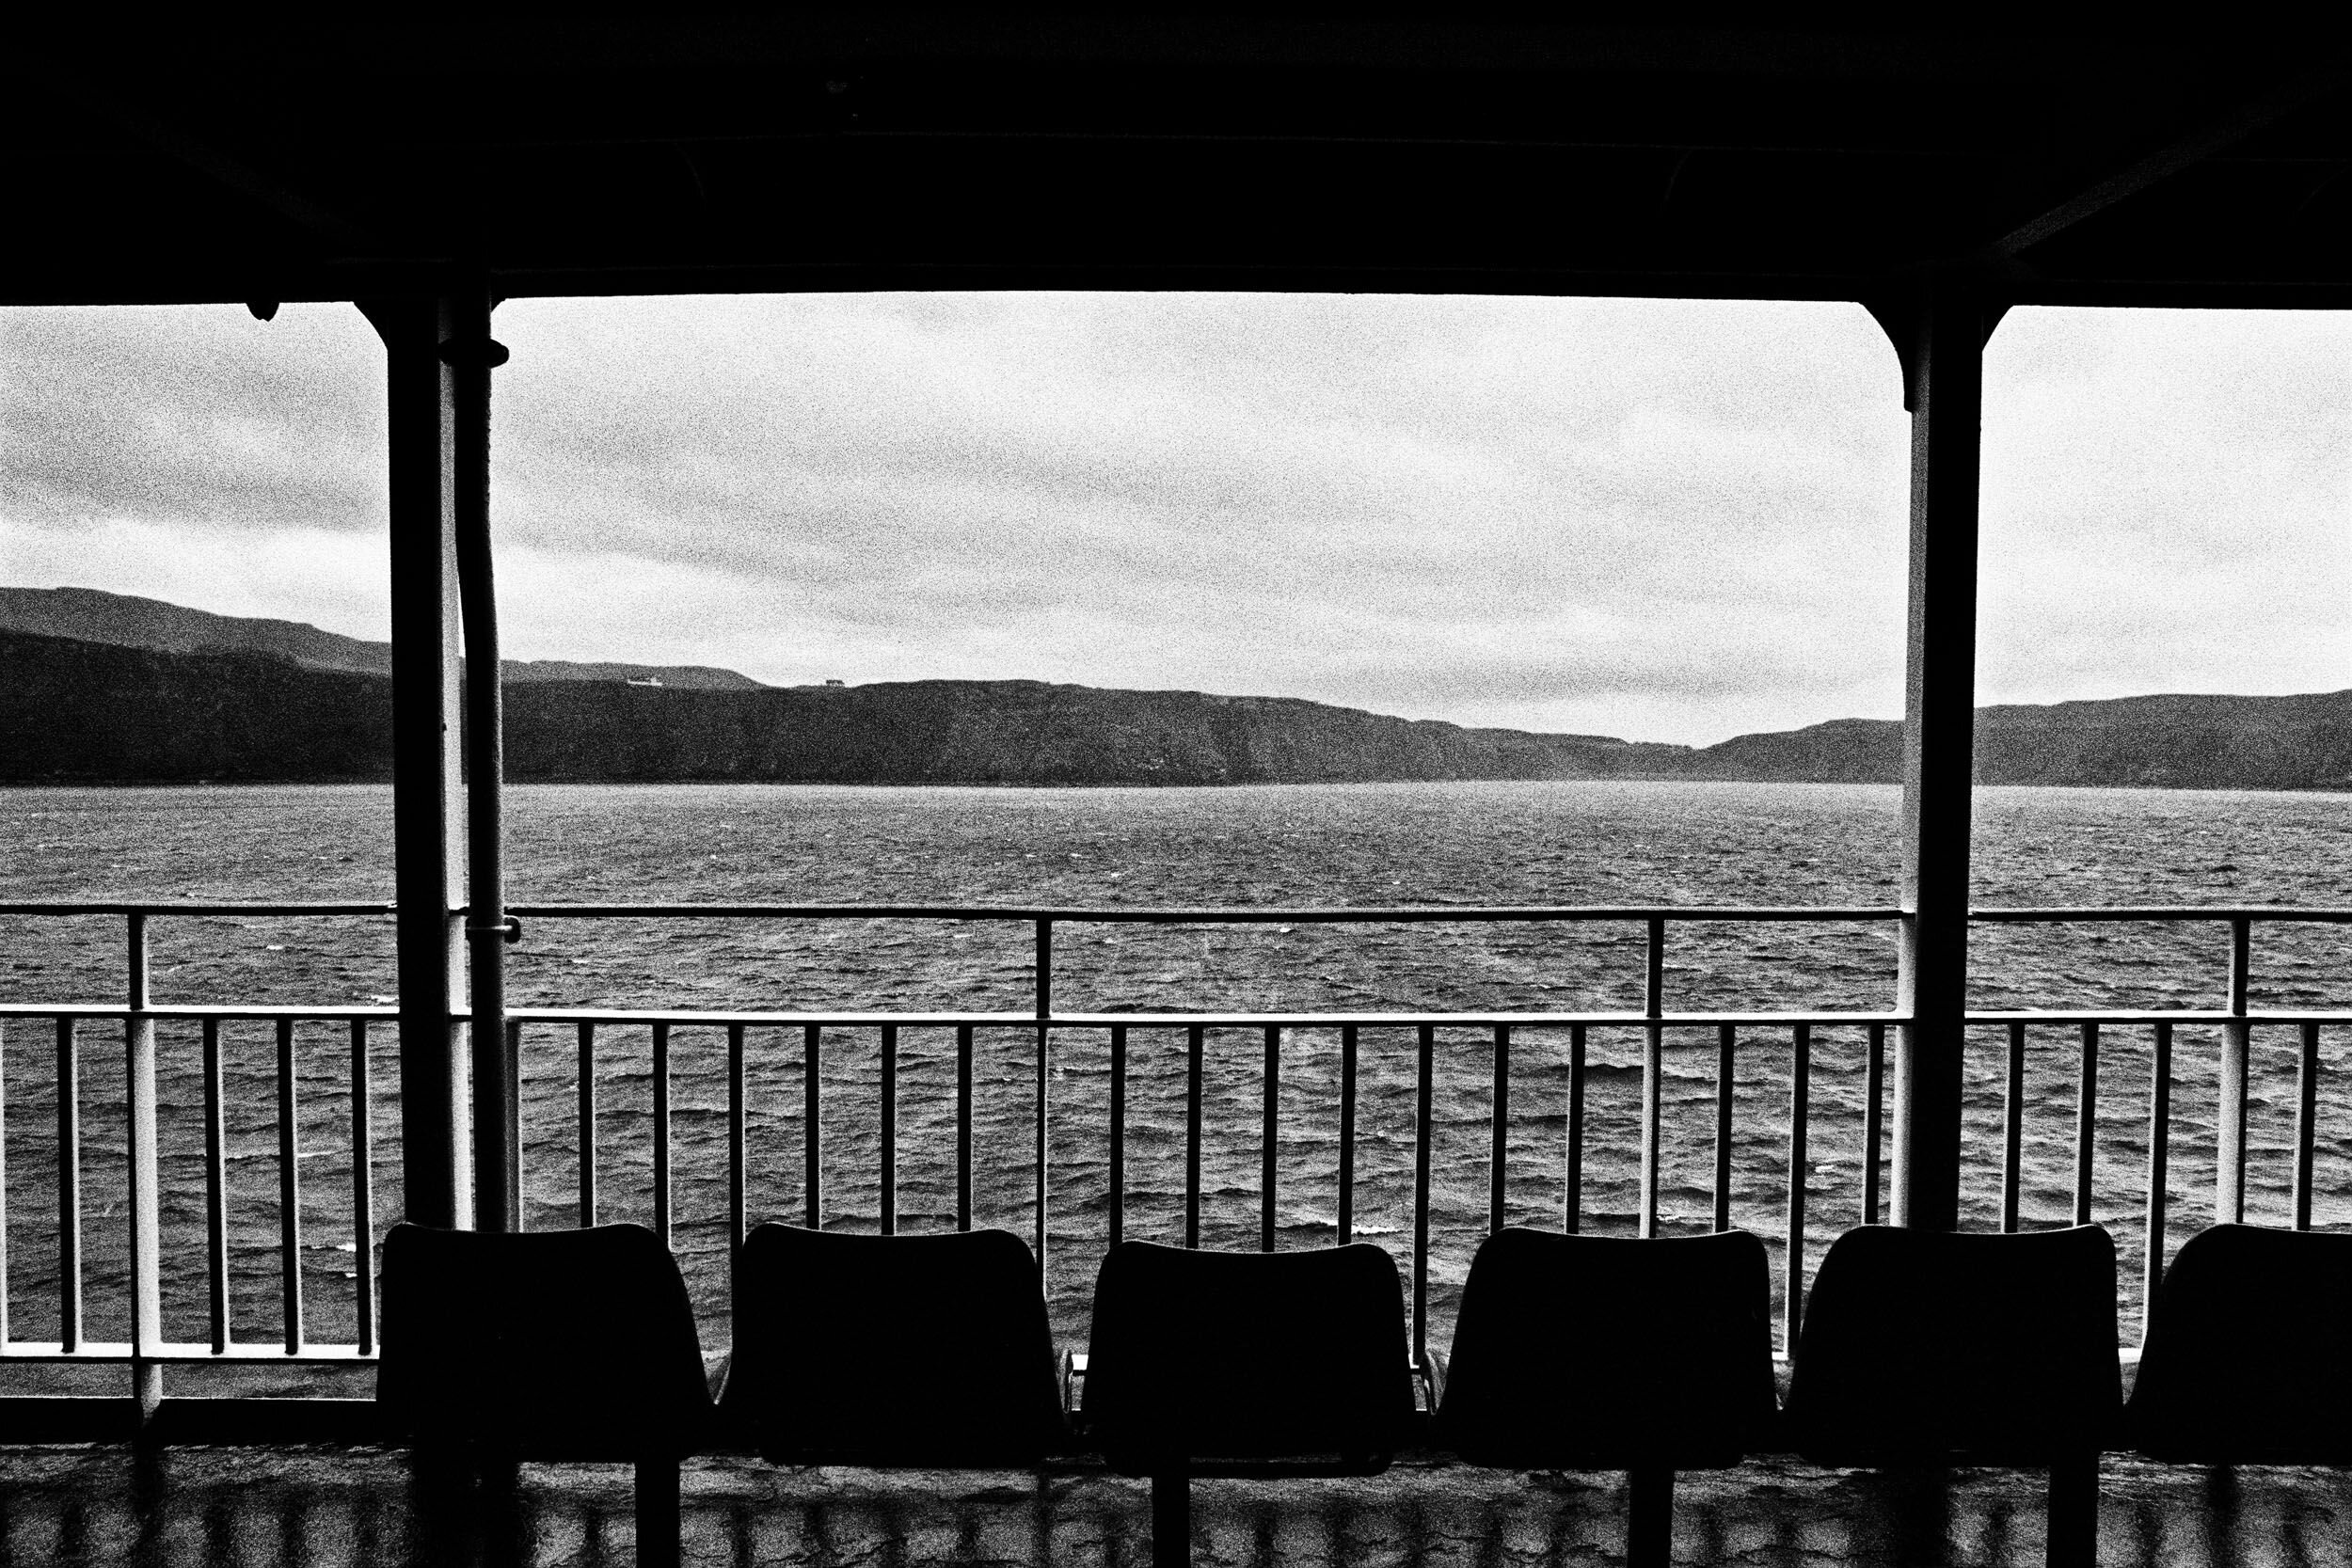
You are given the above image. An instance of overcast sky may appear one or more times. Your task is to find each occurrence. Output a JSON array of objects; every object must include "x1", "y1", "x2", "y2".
[{"x1": 4, "y1": 294, "x2": 2346, "y2": 745}]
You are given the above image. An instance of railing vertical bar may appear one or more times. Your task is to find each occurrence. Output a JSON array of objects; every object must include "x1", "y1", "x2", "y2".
[
  {"x1": 1036, "y1": 919, "x2": 1054, "y2": 1022},
  {"x1": 2217, "y1": 917, "x2": 2252, "y2": 1226},
  {"x1": 803, "y1": 1024, "x2": 822, "y2": 1231},
  {"x1": 504, "y1": 1020, "x2": 523, "y2": 1229},
  {"x1": 350, "y1": 1019, "x2": 374, "y2": 1358},
  {"x1": 956, "y1": 1024, "x2": 974, "y2": 1233},
  {"x1": 880, "y1": 1023, "x2": 898, "y2": 1237},
  {"x1": 2295, "y1": 1021, "x2": 2320, "y2": 1232},
  {"x1": 2074, "y1": 1021, "x2": 2100, "y2": 1228},
  {"x1": 726, "y1": 1022, "x2": 747, "y2": 1261},
  {"x1": 1785, "y1": 1022, "x2": 1811, "y2": 1354},
  {"x1": 0, "y1": 1022, "x2": 9, "y2": 1347},
  {"x1": 2144, "y1": 1021, "x2": 2172, "y2": 1335},
  {"x1": 2002, "y1": 1021, "x2": 2026, "y2": 1234},
  {"x1": 576, "y1": 1022, "x2": 597, "y2": 1227},
  {"x1": 1862, "y1": 1022, "x2": 1885, "y2": 1227},
  {"x1": 277, "y1": 1017, "x2": 304, "y2": 1354},
  {"x1": 1184, "y1": 1024, "x2": 1204, "y2": 1249},
  {"x1": 1034, "y1": 1023, "x2": 1050, "y2": 1279},
  {"x1": 1261, "y1": 1025, "x2": 1279, "y2": 1253},
  {"x1": 202, "y1": 1018, "x2": 228, "y2": 1354},
  {"x1": 1337, "y1": 1023, "x2": 1359, "y2": 1245},
  {"x1": 1565, "y1": 1022, "x2": 1586, "y2": 1235},
  {"x1": 56, "y1": 1016, "x2": 80, "y2": 1354},
  {"x1": 125, "y1": 1010, "x2": 162, "y2": 1418},
  {"x1": 652, "y1": 1022, "x2": 672, "y2": 1248},
  {"x1": 1640, "y1": 917, "x2": 1665, "y2": 1239},
  {"x1": 1488, "y1": 1024, "x2": 1510, "y2": 1236},
  {"x1": 1413, "y1": 1023, "x2": 1435, "y2": 1364},
  {"x1": 1712, "y1": 1023, "x2": 1735, "y2": 1233},
  {"x1": 1108, "y1": 1024, "x2": 1127, "y2": 1248}
]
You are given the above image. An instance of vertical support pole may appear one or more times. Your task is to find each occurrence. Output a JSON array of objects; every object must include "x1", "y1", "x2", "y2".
[
  {"x1": 448, "y1": 286, "x2": 515, "y2": 1234},
  {"x1": 1863, "y1": 1022, "x2": 1886, "y2": 1227},
  {"x1": 1640, "y1": 917, "x2": 1665, "y2": 1238},
  {"x1": 577, "y1": 1022, "x2": 597, "y2": 1227},
  {"x1": 278, "y1": 1018, "x2": 305, "y2": 1354},
  {"x1": 1883, "y1": 288, "x2": 1996, "y2": 1233},
  {"x1": 2002, "y1": 1022, "x2": 2026, "y2": 1233},
  {"x1": 2217, "y1": 918, "x2": 2251, "y2": 1225},
  {"x1": 124, "y1": 916, "x2": 162, "y2": 1421},
  {"x1": 202, "y1": 1019, "x2": 229, "y2": 1353},
  {"x1": 1035, "y1": 921, "x2": 1052, "y2": 1277},
  {"x1": 358, "y1": 294, "x2": 469, "y2": 1232}
]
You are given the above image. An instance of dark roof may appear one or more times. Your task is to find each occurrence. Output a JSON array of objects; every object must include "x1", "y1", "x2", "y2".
[{"x1": 11, "y1": 11, "x2": 2352, "y2": 309}]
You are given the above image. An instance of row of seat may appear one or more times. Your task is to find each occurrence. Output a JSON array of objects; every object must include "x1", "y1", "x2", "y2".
[{"x1": 376, "y1": 1219, "x2": 2349, "y2": 1568}]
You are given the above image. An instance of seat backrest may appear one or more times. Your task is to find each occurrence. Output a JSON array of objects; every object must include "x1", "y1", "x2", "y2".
[
  {"x1": 1082, "y1": 1241, "x2": 1415, "y2": 1477},
  {"x1": 1438, "y1": 1227, "x2": 1777, "y2": 1469},
  {"x1": 2129, "y1": 1222, "x2": 2352, "y2": 1463},
  {"x1": 720, "y1": 1225, "x2": 1066, "y2": 1465},
  {"x1": 376, "y1": 1222, "x2": 711, "y2": 1460},
  {"x1": 1783, "y1": 1224, "x2": 2119, "y2": 1465}
]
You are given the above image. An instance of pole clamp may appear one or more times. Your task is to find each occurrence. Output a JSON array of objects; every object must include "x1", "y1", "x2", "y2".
[
  {"x1": 437, "y1": 337, "x2": 511, "y2": 369},
  {"x1": 466, "y1": 916, "x2": 523, "y2": 944}
]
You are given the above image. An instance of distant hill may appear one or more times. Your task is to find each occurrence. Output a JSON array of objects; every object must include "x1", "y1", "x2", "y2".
[
  {"x1": 7, "y1": 590, "x2": 2352, "y2": 790},
  {"x1": 0, "y1": 586, "x2": 768, "y2": 690}
]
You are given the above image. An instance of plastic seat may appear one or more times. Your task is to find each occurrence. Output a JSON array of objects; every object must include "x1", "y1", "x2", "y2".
[
  {"x1": 377, "y1": 1222, "x2": 712, "y2": 1568},
  {"x1": 1784, "y1": 1224, "x2": 2119, "y2": 1568},
  {"x1": 719, "y1": 1224, "x2": 1067, "y2": 1465},
  {"x1": 1438, "y1": 1228, "x2": 1777, "y2": 1568},
  {"x1": 2129, "y1": 1222, "x2": 2352, "y2": 1464},
  {"x1": 1083, "y1": 1241, "x2": 1415, "y2": 1568}
]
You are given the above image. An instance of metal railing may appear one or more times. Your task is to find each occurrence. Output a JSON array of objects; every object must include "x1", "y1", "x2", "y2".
[{"x1": 1, "y1": 898, "x2": 2348, "y2": 1398}]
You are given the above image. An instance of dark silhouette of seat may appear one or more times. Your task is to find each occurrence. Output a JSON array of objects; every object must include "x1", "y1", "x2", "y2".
[
  {"x1": 1438, "y1": 1227, "x2": 1777, "y2": 1567},
  {"x1": 719, "y1": 1224, "x2": 1067, "y2": 1465},
  {"x1": 1083, "y1": 1241, "x2": 1415, "y2": 1568},
  {"x1": 377, "y1": 1222, "x2": 711, "y2": 1568},
  {"x1": 2129, "y1": 1223, "x2": 2352, "y2": 1464},
  {"x1": 1784, "y1": 1224, "x2": 2119, "y2": 1568}
]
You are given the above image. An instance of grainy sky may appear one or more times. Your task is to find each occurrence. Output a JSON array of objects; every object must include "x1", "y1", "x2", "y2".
[{"x1": 4, "y1": 294, "x2": 2346, "y2": 745}]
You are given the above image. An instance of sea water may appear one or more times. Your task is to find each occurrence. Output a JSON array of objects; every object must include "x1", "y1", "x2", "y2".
[{"x1": 4, "y1": 781, "x2": 2351, "y2": 1354}]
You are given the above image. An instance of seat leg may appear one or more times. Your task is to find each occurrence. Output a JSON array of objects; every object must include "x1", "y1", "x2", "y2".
[
  {"x1": 409, "y1": 1445, "x2": 475, "y2": 1568},
  {"x1": 2045, "y1": 1451, "x2": 2098, "y2": 1568},
  {"x1": 1150, "y1": 1471, "x2": 1190, "y2": 1568},
  {"x1": 1626, "y1": 1465, "x2": 1675, "y2": 1568},
  {"x1": 635, "y1": 1456, "x2": 682, "y2": 1568}
]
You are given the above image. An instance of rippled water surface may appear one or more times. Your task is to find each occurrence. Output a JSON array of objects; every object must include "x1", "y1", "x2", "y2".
[{"x1": 5, "y1": 781, "x2": 2351, "y2": 1358}]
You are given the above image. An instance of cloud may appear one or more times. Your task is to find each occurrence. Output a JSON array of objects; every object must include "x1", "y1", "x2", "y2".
[{"x1": 3, "y1": 294, "x2": 2344, "y2": 745}]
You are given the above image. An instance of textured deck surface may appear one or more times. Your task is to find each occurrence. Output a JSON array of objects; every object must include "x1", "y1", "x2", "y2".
[{"x1": 0, "y1": 1448, "x2": 2347, "y2": 1566}]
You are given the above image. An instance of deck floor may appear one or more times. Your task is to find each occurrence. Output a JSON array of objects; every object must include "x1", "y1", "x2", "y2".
[{"x1": 0, "y1": 1447, "x2": 2345, "y2": 1567}]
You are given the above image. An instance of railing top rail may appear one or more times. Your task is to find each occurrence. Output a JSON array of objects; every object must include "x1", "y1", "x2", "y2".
[
  {"x1": 0, "y1": 902, "x2": 393, "y2": 918},
  {"x1": 1971, "y1": 905, "x2": 2352, "y2": 923},
  {"x1": 499, "y1": 901, "x2": 1912, "y2": 923},
  {"x1": 10, "y1": 897, "x2": 2352, "y2": 924}
]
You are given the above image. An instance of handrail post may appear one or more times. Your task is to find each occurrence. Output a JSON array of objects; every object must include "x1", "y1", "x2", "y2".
[
  {"x1": 2217, "y1": 916, "x2": 2251, "y2": 1225},
  {"x1": 1876, "y1": 286, "x2": 2000, "y2": 1232},
  {"x1": 1639, "y1": 916, "x2": 1665, "y2": 1238},
  {"x1": 124, "y1": 912, "x2": 162, "y2": 1425},
  {"x1": 358, "y1": 293, "x2": 471, "y2": 1232}
]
